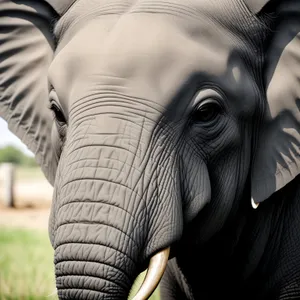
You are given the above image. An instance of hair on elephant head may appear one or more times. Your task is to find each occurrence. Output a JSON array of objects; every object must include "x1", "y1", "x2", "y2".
[{"x1": 1, "y1": 0, "x2": 300, "y2": 299}]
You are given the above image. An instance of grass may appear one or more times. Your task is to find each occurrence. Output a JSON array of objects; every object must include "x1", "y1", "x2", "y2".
[
  {"x1": 0, "y1": 227, "x2": 56, "y2": 299},
  {"x1": 0, "y1": 227, "x2": 160, "y2": 299}
]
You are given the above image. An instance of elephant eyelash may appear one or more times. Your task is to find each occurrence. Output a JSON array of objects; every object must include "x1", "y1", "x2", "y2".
[
  {"x1": 190, "y1": 99, "x2": 223, "y2": 124},
  {"x1": 49, "y1": 102, "x2": 67, "y2": 125}
]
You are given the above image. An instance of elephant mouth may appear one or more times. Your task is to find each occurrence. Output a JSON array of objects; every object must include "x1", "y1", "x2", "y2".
[{"x1": 132, "y1": 247, "x2": 170, "y2": 300}]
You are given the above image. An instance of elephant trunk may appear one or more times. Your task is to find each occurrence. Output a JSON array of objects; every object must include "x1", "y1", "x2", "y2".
[{"x1": 50, "y1": 110, "x2": 181, "y2": 299}]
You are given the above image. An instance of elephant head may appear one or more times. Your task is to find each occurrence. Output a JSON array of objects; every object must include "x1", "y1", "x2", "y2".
[{"x1": 1, "y1": 0, "x2": 299, "y2": 299}]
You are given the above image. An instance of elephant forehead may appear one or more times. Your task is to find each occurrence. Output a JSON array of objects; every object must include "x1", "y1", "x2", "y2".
[
  {"x1": 55, "y1": 0, "x2": 259, "y2": 41},
  {"x1": 50, "y1": 12, "x2": 259, "y2": 114}
]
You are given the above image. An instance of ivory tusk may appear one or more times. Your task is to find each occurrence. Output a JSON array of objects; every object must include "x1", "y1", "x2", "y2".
[
  {"x1": 251, "y1": 197, "x2": 259, "y2": 209},
  {"x1": 132, "y1": 247, "x2": 170, "y2": 300}
]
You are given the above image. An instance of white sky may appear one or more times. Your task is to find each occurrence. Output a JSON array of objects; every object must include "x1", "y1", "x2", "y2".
[{"x1": 0, "y1": 117, "x2": 34, "y2": 157}]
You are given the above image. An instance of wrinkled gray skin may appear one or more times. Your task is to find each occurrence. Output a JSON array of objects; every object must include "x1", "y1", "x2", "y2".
[{"x1": 1, "y1": 0, "x2": 300, "y2": 299}]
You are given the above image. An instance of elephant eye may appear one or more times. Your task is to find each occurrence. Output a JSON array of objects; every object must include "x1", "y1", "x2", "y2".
[
  {"x1": 50, "y1": 102, "x2": 66, "y2": 125},
  {"x1": 192, "y1": 99, "x2": 221, "y2": 124}
]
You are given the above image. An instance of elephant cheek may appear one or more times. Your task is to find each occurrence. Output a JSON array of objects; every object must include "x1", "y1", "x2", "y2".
[{"x1": 182, "y1": 160, "x2": 211, "y2": 223}]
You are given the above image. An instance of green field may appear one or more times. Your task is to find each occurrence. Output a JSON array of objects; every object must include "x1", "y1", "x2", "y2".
[
  {"x1": 0, "y1": 227, "x2": 160, "y2": 299},
  {"x1": 0, "y1": 227, "x2": 56, "y2": 299}
]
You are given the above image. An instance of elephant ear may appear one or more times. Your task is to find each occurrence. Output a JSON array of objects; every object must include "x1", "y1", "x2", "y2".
[
  {"x1": 243, "y1": 0, "x2": 273, "y2": 13},
  {"x1": 0, "y1": 0, "x2": 60, "y2": 185},
  {"x1": 245, "y1": 0, "x2": 300, "y2": 203},
  {"x1": 44, "y1": 0, "x2": 76, "y2": 15}
]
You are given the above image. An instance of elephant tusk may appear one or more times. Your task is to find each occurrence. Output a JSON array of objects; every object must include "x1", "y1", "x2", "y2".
[
  {"x1": 251, "y1": 197, "x2": 259, "y2": 209},
  {"x1": 132, "y1": 247, "x2": 170, "y2": 300}
]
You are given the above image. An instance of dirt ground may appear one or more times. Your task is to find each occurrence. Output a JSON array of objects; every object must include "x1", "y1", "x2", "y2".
[
  {"x1": 0, "y1": 207, "x2": 50, "y2": 230},
  {"x1": 0, "y1": 171, "x2": 53, "y2": 231}
]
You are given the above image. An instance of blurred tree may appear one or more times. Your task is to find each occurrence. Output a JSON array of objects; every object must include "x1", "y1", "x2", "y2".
[
  {"x1": 0, "y1": 146, "x2": 23, "y2": 164},
  {"x1": 0, "y1": 145, "x2": 37, "y2": 167}
]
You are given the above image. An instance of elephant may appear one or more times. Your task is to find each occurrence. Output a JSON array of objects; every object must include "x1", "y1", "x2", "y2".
[{"x1": 1, "y1": 0, "x2": 300, "y2": 299}]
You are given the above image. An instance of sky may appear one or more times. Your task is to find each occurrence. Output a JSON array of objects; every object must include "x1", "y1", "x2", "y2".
[{"x1": 0, "y1": 117, "x2": 34, "y2": 157}]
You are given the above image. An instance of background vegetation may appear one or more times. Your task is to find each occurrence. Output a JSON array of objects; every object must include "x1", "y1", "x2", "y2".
[
  {"x1": 0, "y1": 227, "x2": 56, "y2": 299},
  {"x1": 0, "y1": 146, "x2": 37, "y2": 167},
  {"x1": 0, "y1": 227, "x2": 160, "y2": 300}
]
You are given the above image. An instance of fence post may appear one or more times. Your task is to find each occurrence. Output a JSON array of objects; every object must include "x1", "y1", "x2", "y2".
[{"x1": 2, "y1": 163, "x2": 15, "y2": 208}]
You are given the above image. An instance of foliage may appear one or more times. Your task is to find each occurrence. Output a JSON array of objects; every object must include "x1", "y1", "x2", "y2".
[
  {"x1": 0, "y1": 146, "x2": 37, "y2": 167},
  {"x1": 0, "y1": 227, "x2": 57, "y2": 299},
  {"x1": 0, "y1": 227, "x2": 160, "y2": 300}
]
